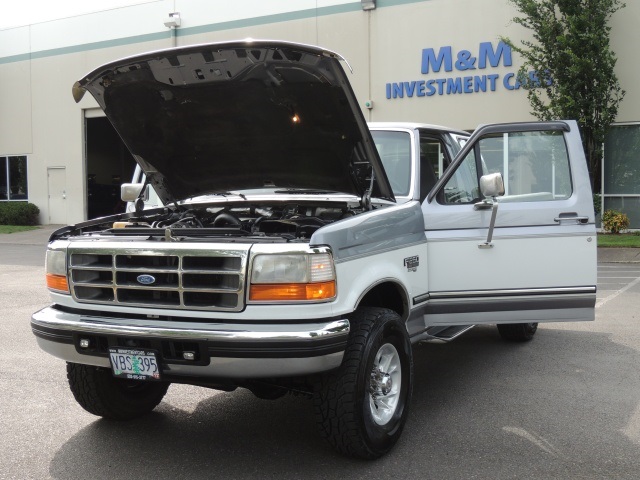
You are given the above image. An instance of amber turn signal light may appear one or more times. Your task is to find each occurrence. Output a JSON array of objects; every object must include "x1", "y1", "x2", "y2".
[
  {"x1": 249, "y1": 281, "x2": 336, "y2": 301},
  {"x1": 46, "y1": 273, "x2": 69, "y2": 293}
]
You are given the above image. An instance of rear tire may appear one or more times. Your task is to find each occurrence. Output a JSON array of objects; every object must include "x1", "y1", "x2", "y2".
[
  {"x1": 246, "y1": 383, "x2": 288, "y2": 400},
  {"x1": 314, "y1": 307, "x2": 413, "y2": 459},
  {"x1": 66, "y1": 362, "x2": 169, "y2": 420},
  {"x1": 497, "y1": 322, "x2": 538, "y2": 342}
]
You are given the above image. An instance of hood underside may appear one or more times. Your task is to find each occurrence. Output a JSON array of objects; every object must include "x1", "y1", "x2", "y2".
[{"x1": 75, "y1": 40, "x2": 394, "y2": 204}]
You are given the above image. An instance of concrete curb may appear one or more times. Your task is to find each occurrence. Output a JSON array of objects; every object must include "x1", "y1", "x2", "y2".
[{"x1": 597, "y1": 247, "x2": 640, "y2": 263}]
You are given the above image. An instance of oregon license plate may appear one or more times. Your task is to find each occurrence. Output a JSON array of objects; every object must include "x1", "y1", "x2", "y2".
[{"x1": 108, "y1": 347, "x2": 161, "y2": 381}]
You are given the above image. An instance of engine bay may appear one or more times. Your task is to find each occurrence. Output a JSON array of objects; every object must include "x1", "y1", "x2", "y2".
[{"x1": 60, "y1": 202, "x2": 362, "y2": 242}]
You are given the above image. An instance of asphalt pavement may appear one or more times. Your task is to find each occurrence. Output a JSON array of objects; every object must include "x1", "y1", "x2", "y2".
[
  {"x1": 1, "y1": 226, "x2": 639, "y2": 479},
  {"x1": 0, "y1": 225, "x2": 62, "y2": 266}
]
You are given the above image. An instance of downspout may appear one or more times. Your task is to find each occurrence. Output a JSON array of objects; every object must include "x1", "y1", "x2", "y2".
[
  {"x1": 600, "y1": 141, "x2": 605, "y2": 230},
  {"x1": 367, "y1": 9, "x2": 372, "y2": 122},
  {"x1": 361, "y1": 1, "x2": 376, "y2": 121}
]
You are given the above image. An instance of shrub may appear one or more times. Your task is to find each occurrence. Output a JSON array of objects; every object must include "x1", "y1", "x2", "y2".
[
  {"x1": 0, "y1": 202, "x2": 40, "y2": 226},
  {"x1": 602, "y1": 209, "x2": 630, "y2": 234}
]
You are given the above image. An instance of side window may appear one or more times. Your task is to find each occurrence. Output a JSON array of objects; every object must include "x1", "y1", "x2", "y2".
[
  {"x1": 419, "y1": 135, "x2": 448, "y2": 179},
  {"x1": 442, "y1": 149, "x2": 481, "y2": 204},
  {"x1": 370, "y1": 130, "x2": 412, "y2": 197},
  {"x1": 480, "y1": 130, "x2": 572, "y2": 201},
  {"x1": 440, "y1": 129, "x2": 572, "y2": 205},
  {"x1": 419, "y1": 132, "x2": 450, "y2": 200}
]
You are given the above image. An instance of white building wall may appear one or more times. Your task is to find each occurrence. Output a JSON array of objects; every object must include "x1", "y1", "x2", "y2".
[
  {"x1": 609, "y1": 0, "x2": 640, "y2": 124},
  {"x1": 0, "y1": 26, "x2": 32, "y2": 155},
  {"x1": 369, "y1": 0, "x2": 533, "y2": 127}
]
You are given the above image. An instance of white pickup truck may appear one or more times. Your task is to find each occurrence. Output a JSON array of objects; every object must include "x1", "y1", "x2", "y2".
[{"x1": 32, "y1": 40, "x2": 597, "y2": 459}]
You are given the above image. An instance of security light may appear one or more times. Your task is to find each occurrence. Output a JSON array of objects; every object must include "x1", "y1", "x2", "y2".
[
  {"x1": 164, "y1": 12, "x2": 181, "y2": 28},
  {"x1": 361, "y1": 0, "x2": 376, "y2": 10}
]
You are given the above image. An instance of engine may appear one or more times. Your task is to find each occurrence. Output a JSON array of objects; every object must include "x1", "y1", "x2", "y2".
[{"x1": 76, "y1": 202, "x2": 359, "y2": 241}]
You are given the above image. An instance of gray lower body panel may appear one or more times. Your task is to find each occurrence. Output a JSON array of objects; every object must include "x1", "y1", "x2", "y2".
[{"x1": 408, "y1": 287, "x2": 596, "y2": 330}]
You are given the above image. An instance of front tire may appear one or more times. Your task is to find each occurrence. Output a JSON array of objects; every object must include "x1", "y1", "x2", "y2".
[
  {"x1": 66, "y1": 363, "x2": 169, "y2": 420},
  {"x1": 314, "y1": 307, "x2": 413, "y2": 459},
  {"x1": 497, "y1": 322, "x2": 538, "y2": 342}
]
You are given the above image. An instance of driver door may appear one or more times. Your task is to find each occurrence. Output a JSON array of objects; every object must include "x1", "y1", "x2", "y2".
[{"x1": 421, "y1": 121, "x2": 597, "y2": 326}]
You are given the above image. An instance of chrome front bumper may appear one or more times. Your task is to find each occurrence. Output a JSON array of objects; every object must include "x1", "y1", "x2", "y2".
[{"x1": 31, "y1": 306, "x2": 349, "y2": 378}]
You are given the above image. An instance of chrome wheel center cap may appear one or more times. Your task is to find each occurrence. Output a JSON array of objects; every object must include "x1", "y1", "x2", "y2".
[{"x1": 371, "y1": 370, "x2": 392, "y2": 396}]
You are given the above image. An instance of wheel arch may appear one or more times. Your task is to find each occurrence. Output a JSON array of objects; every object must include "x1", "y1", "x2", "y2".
[{"x1": 354, "y1": 279, "x2": 410, "y2": 322}]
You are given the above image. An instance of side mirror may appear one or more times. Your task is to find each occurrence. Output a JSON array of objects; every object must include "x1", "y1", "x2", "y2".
[
  {"x1": 121, "y1": 183, "x2": 149, "y2": 202},
  {"x1": 476, "y1": 173, "x2": 504, "y2": 249},
  {"x1": 480, "y1": 173, "x2": 505, "y2": 198}
]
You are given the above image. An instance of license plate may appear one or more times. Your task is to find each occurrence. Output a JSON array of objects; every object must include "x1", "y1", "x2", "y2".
[{"x1": 108, "y1": 347, "x2": 161, "y2": 381}]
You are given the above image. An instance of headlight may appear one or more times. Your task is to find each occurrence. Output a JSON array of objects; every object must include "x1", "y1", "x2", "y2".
[
  {"x1": 251, "y1": 255, "x2": 309, "y2": 284},
  {"x1": 249, "y1": 253, "x2": 336, "y2": 302},
  {"x1": 45, "y1": 249, "x2": 69, "y2": 293}
]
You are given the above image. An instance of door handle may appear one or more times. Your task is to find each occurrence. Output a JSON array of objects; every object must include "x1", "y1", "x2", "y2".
[{"x1": 554, "y1": 213, "x2": 588, "y2": 224}]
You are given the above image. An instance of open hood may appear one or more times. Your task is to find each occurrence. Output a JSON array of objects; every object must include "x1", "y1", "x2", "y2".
[{"x1": 74, "y1": 40, "x2": 394, "y2": 204}]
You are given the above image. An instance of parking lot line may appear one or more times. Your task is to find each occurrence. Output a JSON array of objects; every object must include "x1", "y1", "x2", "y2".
[{"x1": 596, "y1": 263, "x2": 640, "y2": 308}]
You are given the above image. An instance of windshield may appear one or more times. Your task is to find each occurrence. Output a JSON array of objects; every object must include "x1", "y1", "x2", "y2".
[{"x1": 370, "y1": 130, "x2": 412, "y2": 197}]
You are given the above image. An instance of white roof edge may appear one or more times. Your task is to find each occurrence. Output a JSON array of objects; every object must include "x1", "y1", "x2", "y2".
[{"x1": 367, "y1": 122, "x2": 470, "y2": 136}]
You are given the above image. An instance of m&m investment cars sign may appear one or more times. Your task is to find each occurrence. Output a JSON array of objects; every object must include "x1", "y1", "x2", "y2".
[{"x1": 385, "y1": 41, "x2": 548, "y2": 100}]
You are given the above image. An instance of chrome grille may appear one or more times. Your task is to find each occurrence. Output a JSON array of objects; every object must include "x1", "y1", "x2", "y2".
[{"x1": 68, "y1": 246, "x2": 247, "y2": 311}]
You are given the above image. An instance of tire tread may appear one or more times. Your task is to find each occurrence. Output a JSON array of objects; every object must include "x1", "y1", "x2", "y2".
[
  {"x1": 313, "y1": 307, "x2": 412, "y2": 459},
  {"x1": 66, "y1": 363, "x2": 168, "y2": 420}
]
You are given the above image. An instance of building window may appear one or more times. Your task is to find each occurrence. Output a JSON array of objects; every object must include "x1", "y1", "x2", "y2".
[
  {"x1": 0, "y1": 156, "x2": 28, "y2": 201},
  {"x1": 603, "y1": 124, "x2": 640, "y2": 228}
]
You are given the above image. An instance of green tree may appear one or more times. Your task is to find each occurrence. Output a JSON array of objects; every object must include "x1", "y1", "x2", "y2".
[{"x1": 503, "y1": 0, "x2": 625, "y2": 192}]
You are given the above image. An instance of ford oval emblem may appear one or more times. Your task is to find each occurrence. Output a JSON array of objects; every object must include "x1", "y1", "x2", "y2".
[{"x1": 137, "y1": 274, "x2": 156, "y2": 285}]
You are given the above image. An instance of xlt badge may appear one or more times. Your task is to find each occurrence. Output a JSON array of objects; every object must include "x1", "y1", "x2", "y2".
[{"x1": 404, "y1": 256, "x2": 419, "y2": 272}]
